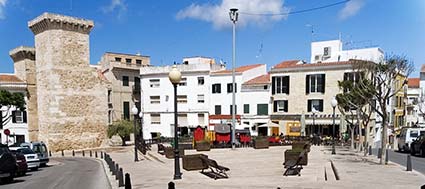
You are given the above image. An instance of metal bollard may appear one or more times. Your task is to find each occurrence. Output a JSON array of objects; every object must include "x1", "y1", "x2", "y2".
[
  {"x1": 407, "y1": 155, "x2": 412, "y2": 171},
  {"x1": 82, "y1": 150, "x2": 85, "y2": 157},
  {"x1": 385, "y1": 149, "x2": 389, "y2": 164},
  {"x1": 49, "y1": 151, "x2": 52, "y2": 157},
  {"x1": 61, "y1": 150, "x2": 64, "y2": 157},
  {"x1": 168, "y1": 181, "x2": 175, "y2": 189},
  {"x1": 101, "y1": 151, "x2": 103, "y2": 159},
  {"x1": 90, "y1": 150, "x2": 92, "y2": 157},
  {"x1": 118, "y1": 168, "x2": 124, "y2": 187},
  {"x1": 95, "y1": 151, "x2": 98, "y2": 158},
  {"x1": 125, "y1": 173, "x2": 132, "y2": 189},
  {"x1": 368, "y1": 146, "x2": 372, "y2": 155},
  {"x1": 111, "y1": 161, "x2": 116, "y2": 175},
  {"x1": 115, "y1": 164, "x2": 120, "y2": 180},
  {"x1": 72, "y1": 150, "x2": 75, "y2": 156},
  {"x1": 378, "y1": 148, "x2": 382, "y2": 158}
]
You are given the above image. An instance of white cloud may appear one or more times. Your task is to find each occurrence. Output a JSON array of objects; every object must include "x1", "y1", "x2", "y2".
[
  {"x1": 339, "y1": 0, "x2": 364, "y2": 20},
  {"x1": 0, "y1": 0, "x2": 7, "y2": 20},
  {"x1": 101, "y1": 0, "x2": 127, "y2": 19},
  {"x1": 176, "y1": 0, "x2": 289, "y2": 29}
]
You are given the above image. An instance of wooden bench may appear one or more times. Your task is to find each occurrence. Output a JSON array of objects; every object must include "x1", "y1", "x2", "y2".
[
  {"x1": 283, "y1": 150, "x2": 307, "y2": 176},
  {"x1": 200, "y1": 156, "x2": 230, "y2": 179}
]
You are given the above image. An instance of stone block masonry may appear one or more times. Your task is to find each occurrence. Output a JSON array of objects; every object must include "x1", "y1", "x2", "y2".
[{"x1": 27, "y1": 13, "x2": 109, "y2": 151}]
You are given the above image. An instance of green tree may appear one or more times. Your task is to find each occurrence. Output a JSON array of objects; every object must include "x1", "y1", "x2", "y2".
[
  {"x1": 0, "y1": 89, "x2": 26, "y2": 128},
  {"x1": 107, "y1": 120, "x2": 138, "y2": 146}
]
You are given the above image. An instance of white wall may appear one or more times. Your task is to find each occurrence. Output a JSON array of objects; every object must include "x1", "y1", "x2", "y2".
[{"x1": 209, "y1": 74, "x2": 244, "y2": 115}]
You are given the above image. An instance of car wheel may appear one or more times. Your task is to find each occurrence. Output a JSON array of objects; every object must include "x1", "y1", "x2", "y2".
[{"x1": 1, "y1": 172, "x2": 14, "y2": 183}]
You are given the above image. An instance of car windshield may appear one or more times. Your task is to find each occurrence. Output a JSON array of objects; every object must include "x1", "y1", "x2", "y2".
[
  {"x1": 410, "y1": 130, "x2": 419, "y2": 138},
  {"x1": 33, "y1": 145, "x2": 42, "y2": 153},
  {"x1": 18, "y1": 148, "x2": 35, "y2": 154}
]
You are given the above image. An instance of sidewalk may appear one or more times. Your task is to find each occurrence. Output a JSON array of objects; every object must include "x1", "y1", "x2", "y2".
[{"x1": 106, "y1": 145, "x2": 425, "y2": 189}]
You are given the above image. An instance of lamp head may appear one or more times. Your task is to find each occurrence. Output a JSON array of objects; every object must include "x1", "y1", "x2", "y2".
[
  {"x1": 331, "y1": 97, "x2": 338, "y2": 108},
  {"x1": 131, "y1": 106, "x2": 138, "y2": 115},
  {"x1": 139, "y1": 111, "x2": 143, "y2": 118},
  {"x1": 168, "y1": 65, "x2": 182, "y2": 84}
]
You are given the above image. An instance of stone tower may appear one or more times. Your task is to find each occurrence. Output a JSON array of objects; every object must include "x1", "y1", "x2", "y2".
[
  {"x1": 9, "y1": 46, "x2": 39, "y2": 141},
  {"x1": 28, "y1": 13, "x2": 108, "y2": 151}
]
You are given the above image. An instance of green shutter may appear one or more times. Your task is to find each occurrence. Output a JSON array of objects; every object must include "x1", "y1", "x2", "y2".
[
  {"x1": 244, "y1": 104, "x2": 250, "y2": 114},
  {"x1": 257, "y1": 104, "x2": 268, "y2": 115}
]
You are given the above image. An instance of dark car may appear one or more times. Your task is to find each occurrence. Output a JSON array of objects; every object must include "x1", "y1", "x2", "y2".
[
  {"x1": 10, "y1": 151, "x2": 27, "y2": 176},
  {"x1": 0, "y1": 144, "x2": 17, "y2": 183},
  {"x1": 410, "y1": 135, "x2": 425, "y2": 157}
]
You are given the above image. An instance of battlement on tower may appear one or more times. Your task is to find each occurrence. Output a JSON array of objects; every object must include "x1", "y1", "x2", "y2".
[
  {"x1": 9, "y1": 46, "x2": 35, "y2": 62},
  {"x1": 28, "y1": 12, "x2": 94, "y2": 35}
]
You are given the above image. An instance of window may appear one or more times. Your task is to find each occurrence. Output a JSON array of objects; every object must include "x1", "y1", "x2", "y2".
[
  {"x1": 215, "y1": 105, "x2": 221, "y2": 115},
  {"x1": 178, "y1": 114, "x2": 188, "y2": 126},
  {"x1": 197, "y1": 94, "x2": 205, "y2": 103},
  {"x1": 307, "y1": 99, "x2": 323, "y2": 112},
  {"x1": 136, "y1": 59, "x2": 142, "y2": 65},
  {"x1": 177, "y1": 95, "x2": 187, "y2": 103},
  {"x1": 12, "y1": 110, "x2": 27, "y2": 123},
  {"x1": 107, "y1": 90, "x2": 112, "y2": 103},
  {"x1": 108, "y1": 110, "x2": 112, "y2": 124},
  {"x1": 323, "y1": 47, "x2": 331, "y2": 57},
  {"x1": 115, "y1": 57, "x2": 122, "y2": 62},
  {"x1": 123, "y1": 101, "x2": 130, "y2": 120},
  {"x1": 244, "y1": 104, "x2": 250, "y2": 114},
  {"x1": 306, "y1": 74, "x2": 325, "y2": 94},
  {"x1": 122, "y1": 76, "x2": 129, "y2": 86},
  {"x1": 134, "y1": 77, "x2": 140, "y2": 90},
  {"x1": 227, "y1": 83, "x2": 237, "y2": 93},
  {"x1": 125, "y1": 58, "x2": 132, "y2": 64},
  {"x1": 198, "y1": 77, "x2": 205, "y2": 85},
  {"x1": 149, "y1": 79, "x2": 160, "y2": 88},
  {"x1": 151, "y1": 114, "x2": 161, "y2": 124},
  {"x1": 212, "y1": 84, "x2": 221, "y2": 93},
  {"x1": 273, "y1": 100, "x2": 288, "y2": 112},
  {"x1": 264, "y1": 85, "x2": 268, "y2": 90},
  {"x1": 150, "y1": 96, "x2": 160, "y2": 104},
  {"x1": 272, "y1": 76, "x2": 290, "y2": 94},
  {"x1": 178, "y1": 78, "x2": 187, "y2": 86},
  {"x1": 230, "y1": 105, "x2": 237, "y2": 114},
  {"x1": 257, "y1": 104, "x2": 268, "y2": 115},
  {"x1": 198, "y1": 114, "x2": 205, "y2": 125}
]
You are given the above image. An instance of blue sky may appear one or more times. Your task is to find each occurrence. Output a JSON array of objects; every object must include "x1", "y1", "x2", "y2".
[{"x1": 0, "y1": 0, "x2": 424, "y2": 77}]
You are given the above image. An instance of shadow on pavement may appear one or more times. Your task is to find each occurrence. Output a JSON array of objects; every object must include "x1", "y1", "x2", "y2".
[{"x1": 0, "y1": 179, "x2": 25, "y2": 185}]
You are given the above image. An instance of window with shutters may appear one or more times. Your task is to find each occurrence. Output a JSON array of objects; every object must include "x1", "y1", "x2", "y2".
[
  {"x1": 215, "y1": 105, "x2": 221, "y2": 115},
  {"x1": 230, "y1": 105, "x2": 237, "y2": 114},
  {"x1": 122, "y1": 76, "x2": 129, "y2": 86},
  {"x1": 178, "y1": 78, "x2": 187, "y2": 86},
  {"x1": 257, "y1": 104, "x2": 268, "y2": 115},
  {"x1": 273, "y1": 100, "x2": 288, "y2": 112},
  {"x1": 136, "y1": 59, "x2": 142, "y2": 65},
  {"x1": 149, "y1": 79, "x2": 160, "y2": 88},
  {"x1": 115, "y1": 57, "x2": 122, "y2": 62},
  {"x1": 271, "y1": 76, "x2": 290, "y2": 94},
  {"x1": 198, "y1": 77, "x2": 205, "y2": 85},
  {"x1": 307, "y1": 99, "x2": 323, "y2": 112},
  {"x1": 125, "y1": 58, "x2": 132, "y2": 64},
  {"x1": 212, "y1": 84, "x2": 221, "y2": 93},
  {"x1": 123, "y1": 101, "x2": 130, "y2": 120},
  {"x1": 244, "y1": 104, "x2": 250, "y2": 114},
  {"x1": 306, "y1": 74, "x2": 325, "y2": 93},
  {"x1": 227, "y1": 83, "x2": 237, "y2": 93},
  {"x1": 151, "y1": 114, "x2": 161, "y2": 124},
  {"x1": 12, "y1": 110, "x2": 26, "y2": 123},
  {"x1": 177, "y1": 95, "x2": 187, "y2": 103},
  {"x1": 150, "y1": 96, "x2": 160, "y2": 104},
  {"x1": 197, "y1": 94, "x2": 205, "y2": 103}
]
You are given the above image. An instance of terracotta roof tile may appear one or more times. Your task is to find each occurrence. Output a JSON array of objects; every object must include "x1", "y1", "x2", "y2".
[
  {"x1": 273, "y1": 60, "x2": 301, "y2": 69},
  {"x1": 212, "y1": 64, "x2": 263, "y2": 74},
  {"x1": 243, "y1": 74, "x2": 270, "y2": 85},
  {"x1": 0, "y1": 75, "x2": 25, "y2": 83},
  {"x1": 272, "y1": 60, "x2": 355, "y2": 70},
  {"x1": 408, "y1": 78, "x2": 420, "y2": 88}
]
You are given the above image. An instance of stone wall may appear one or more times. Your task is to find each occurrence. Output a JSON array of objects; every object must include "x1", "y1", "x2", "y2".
[
  {"x1": 9, "y1": 47, "x2": 39, "y2": 141},
  {"x1": 29, "y1": 13, "x2": 108, "y2": 151}
]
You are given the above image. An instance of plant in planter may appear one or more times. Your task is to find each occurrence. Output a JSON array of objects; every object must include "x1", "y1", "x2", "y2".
[
  {"x1": 253, "y1": 136, "x2": 269, "y2": 149},
  {"x1": 195, "y1": 139, "x2": 211, "y2": 151}
]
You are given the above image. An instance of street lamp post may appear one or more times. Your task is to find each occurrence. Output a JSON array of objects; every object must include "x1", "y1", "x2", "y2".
[
  {"x1": 312, "y1": 107, "x2": 317, "y2": 135},
  {"x1": 331, "y1": 97, "x2": 338, "y2": 155},
  {"x1": 131, "y1": 106, "x2": 139, "y2": 162},
  {"x1": 139, "y1": 111, "x2": 145, "y2": 154},
  {"x1": 169, "y1": 65, "x2": 182, "y2": 180},
  {"x1": 229, "y1": 8, "x2": 238, "y2": 150}
]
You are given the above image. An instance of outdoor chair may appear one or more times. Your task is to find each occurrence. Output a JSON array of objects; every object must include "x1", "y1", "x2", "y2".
[
  {"x1": 200, "y1": 156, "x2": 230, "y2": 179},
  {"x1": 283, "y1": 150, "x2": 307, "y2": 176}
]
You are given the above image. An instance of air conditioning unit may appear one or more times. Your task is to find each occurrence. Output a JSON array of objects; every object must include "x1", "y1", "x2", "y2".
[{"x1": 323, "y1": 47, "x2": 331, "y2": 57}]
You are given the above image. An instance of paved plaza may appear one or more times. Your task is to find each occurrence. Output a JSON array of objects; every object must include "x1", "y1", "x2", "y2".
[{"x1": 103, "y1": 145, "x2": 425, "y2": 189}]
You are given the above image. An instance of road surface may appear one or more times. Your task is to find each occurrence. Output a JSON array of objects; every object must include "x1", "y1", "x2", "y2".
[
  {"x1": 372, "y1": 148, "x2": 425, "y2": 175},
  {"x1": 0, "y1": 157, "x2": 110, "y2": 189}
]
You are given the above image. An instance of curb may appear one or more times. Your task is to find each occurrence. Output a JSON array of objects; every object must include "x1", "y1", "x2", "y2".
[{"x1": 97, "y1": 157, "x2": 120, "y2": 189}]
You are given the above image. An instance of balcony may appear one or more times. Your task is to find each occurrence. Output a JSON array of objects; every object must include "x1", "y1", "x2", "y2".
[{"x1": 106, "y1": 61, "x2": 143, "y2": 71}]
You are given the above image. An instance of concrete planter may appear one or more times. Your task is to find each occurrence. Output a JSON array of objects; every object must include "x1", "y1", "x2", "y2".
[
  {"x1": 182, "y1": 154, "x2": 208, "y2": 171},
  {"x1": 284, "y1": 149, "x2": 308, "y2": 165},
  {"x1": 292, "y1": 141, "x2": 311, "y2": 152},
  {"x1": 164, "y1": 147, "x2": 185, "y2": 159},
  {"x1": 253, "y1": 139, "x2": 269, "y2": 149},
  {"x1": 195, "y1": 141, "x2": 211, "y2": 151}
]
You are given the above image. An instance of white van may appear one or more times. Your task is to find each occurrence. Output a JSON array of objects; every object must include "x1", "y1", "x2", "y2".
[
  {"x1": 397, "y1": 127, "x2": 425, "y2": 152},
  {"x1": 20, "y1": 142, "x2": 49, "y2": 167}
]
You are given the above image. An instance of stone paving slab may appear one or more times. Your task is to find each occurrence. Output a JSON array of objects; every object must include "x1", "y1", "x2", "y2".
[{"x1": 105, "y1": 145, "x2": 425, "y2": 189}]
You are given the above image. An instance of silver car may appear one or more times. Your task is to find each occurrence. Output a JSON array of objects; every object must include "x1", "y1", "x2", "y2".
[
  {"x1": 9, "y1": 147, "x2": 40, "y2": 171},
  {"x1": 20, "y1": 142, "x2": 49, "y2": 167}
]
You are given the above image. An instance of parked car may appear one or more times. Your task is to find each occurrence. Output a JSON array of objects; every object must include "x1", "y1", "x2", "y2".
[
  {"x1": 0, "y1": 144, "x2": 16, "y2": 183},
  {"x1": 19, "y1": 142, "x2": 49, "y2": 167},
  {"x1": 410, "y1": 135, "x2": 425, "y2": 157},
  {"x1": 10, "y1": 151, "x2": 27, "y2": 176},
  {"x1": 9, "y1": 147, "x2": 40, "y2": 171},
  {"x1": 397, "y1": 127, "x2": 425, "y2": 152}
]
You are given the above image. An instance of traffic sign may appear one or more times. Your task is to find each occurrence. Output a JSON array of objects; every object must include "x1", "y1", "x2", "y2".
[{"x1": 3, "y1": 129, "x2": 10, "y2": 136}]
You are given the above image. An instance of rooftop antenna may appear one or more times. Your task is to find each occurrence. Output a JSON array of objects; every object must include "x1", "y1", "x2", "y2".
[{"x1": 306, "y1": 24, "x2": 315, "y2": 42}]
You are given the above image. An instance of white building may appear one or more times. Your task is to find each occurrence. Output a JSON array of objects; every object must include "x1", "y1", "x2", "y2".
[
  {"x1": 311, "y1": 40, "x2": 384, "y2": 63},
  {"x1": 140, "y1": 57, "x2": 224, "y2": 139},
  {"x1": 0, "y1": 74, "x2": 28, "y2": 144},
  {"x1": 406, "y1": 78, "x2": 422, "y2": 126},
  {"x1": 208, "y1": 64, "x2": 267, "y2": 132}
]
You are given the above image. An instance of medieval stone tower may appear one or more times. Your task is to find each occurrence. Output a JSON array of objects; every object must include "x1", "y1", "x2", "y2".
[{"x1": 23, "y1": 13, "x2": 108, "y2": 151}]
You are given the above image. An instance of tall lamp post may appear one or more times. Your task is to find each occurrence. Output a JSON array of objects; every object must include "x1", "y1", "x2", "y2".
[
  {"x1": 139, "y1": 111, "x2": 145, "y2": 154},
  {"x1": 331, "y1": 97, "x2": 338, "y2": 155},
  {"x1": 169, "y1": 65, "x2": 182, "y2": 180},
  {"x1": 312, "y1": 107, "x2": 317, "y2": 135},
  {"x1": 229, "y1": 8, "x2": 238, "y2": 150},
  {"x1": 131, "y1": 105, "x2": 139, "y2": 162}
]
